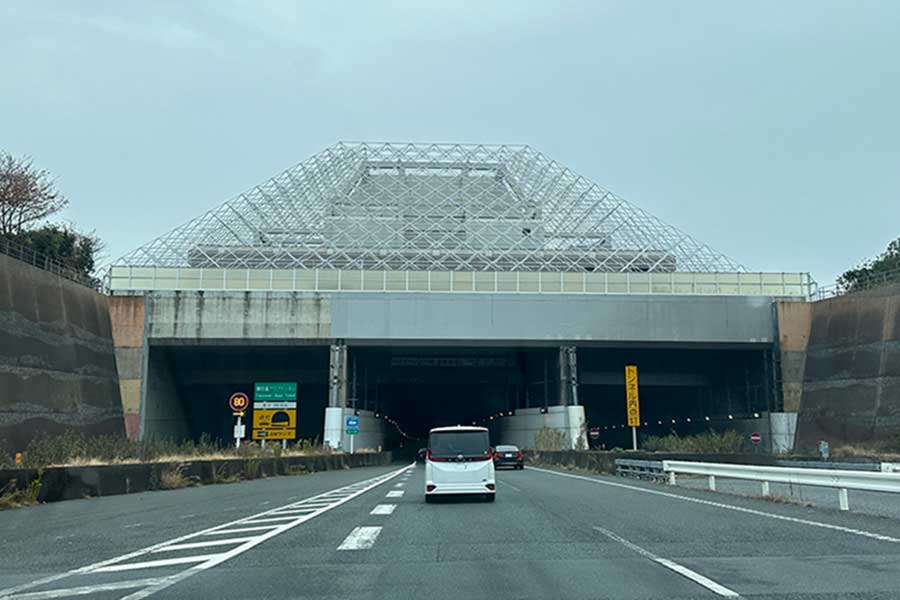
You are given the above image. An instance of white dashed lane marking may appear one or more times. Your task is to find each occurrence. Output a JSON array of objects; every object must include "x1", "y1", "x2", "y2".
[
  {"x1": 592, "y1": 526, "x2": 740, "y2": 597},
  {"x1": 0, "y1": 466, "x2": 411, "y2": 600},
  {"x1": 386, "y1": 490, "x2": 404, "y2": 498},
  {"x1": 370, "y1": 504, "x2": 397, "y2": 515},
  {"x1": 337, "y1": 527, "x2": 382, "y2": 550}
]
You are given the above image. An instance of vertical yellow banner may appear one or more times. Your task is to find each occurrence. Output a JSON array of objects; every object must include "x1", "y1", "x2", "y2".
[{"x1": 625, "y1": 365, "x2": 640, "y2": 427}]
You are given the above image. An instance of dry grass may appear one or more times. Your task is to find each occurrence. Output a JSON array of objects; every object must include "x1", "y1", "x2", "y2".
[
  {"x1": 831, "y1": 444, "x2": 900, "y2": 461},
  {"x1": 6, "y1": 433, "x2": 338, "y2": 469},
  {"x1": 0, "y1": 476, "x2": 42, "y2": 510},
  {"x1": 159, "y1": 464, "x2": 192, "y2": 490}
]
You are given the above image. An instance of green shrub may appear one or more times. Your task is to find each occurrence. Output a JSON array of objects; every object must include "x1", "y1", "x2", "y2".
[{"x1": 642, "y1": 430, "x2": 744, "y2": 454}]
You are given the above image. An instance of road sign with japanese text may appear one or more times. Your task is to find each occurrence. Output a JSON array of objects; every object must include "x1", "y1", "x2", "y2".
[{"x1": 625, "y1": 365, "x2": 640, "y2": 427}]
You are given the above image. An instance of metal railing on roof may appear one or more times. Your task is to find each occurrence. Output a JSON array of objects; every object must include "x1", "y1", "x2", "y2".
[
  {"x1": 0, "y1": 235, "x2": 101, "y2": 291},
  {"x1": 105, "y1": 265, "x2": 814, "y2": 297}
]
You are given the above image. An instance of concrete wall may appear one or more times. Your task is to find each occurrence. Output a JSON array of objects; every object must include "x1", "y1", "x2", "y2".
[
  {"x1": 776, "y1": 300, "x2": 811, "y2": 412},
  {"x1": 142, "y1": 290, "x2": 777, "y2": 345},
  {"x1": 323, "y1": 407, "x2": 384, "y2": 451},
  {"x1": 109, "y1": 296, "x2": 144, "y2": 439},
  {"x1": 494, "y1": 406, "x2": 586, "y2": 449},
  {"x1": 145, "y1": 291, "x2": 330, "y2": 341},
  {"x1": 796, "y1": 285, "x2": 900, "y2": 450},
  {"x1": 141, "y1": 346, "x2": 190, "y2": 439},
  {"x1": 0, "y1": 254, "x2": 123, "y2": 453}
]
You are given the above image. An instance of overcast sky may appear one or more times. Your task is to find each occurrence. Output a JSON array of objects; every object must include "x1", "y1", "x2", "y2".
[{"x1": 2, "y1": 1, "x2": 898, "y2": 285}]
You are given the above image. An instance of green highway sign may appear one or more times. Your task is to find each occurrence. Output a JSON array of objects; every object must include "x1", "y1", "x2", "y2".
[
  {"x1": 254, "y1": 382, "x2": 297, "y2": 402},
  {"x1": 346, "y1": 429, "x2": 359, "y2": 435}
]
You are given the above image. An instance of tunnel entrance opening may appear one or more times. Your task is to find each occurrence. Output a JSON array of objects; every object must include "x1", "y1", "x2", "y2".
[
  {"x1": 347, "y1": 346, "x2": 561, "y2": 447},
  {"x1": 578, "y1": 346, "x2": 777, "y2": 449},
  {"x1": 144, "y1": 344, "x2": 329, "y2": 443}
]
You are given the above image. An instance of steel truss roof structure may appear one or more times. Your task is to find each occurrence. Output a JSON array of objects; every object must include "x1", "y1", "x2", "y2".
[{"x1": 115, "y1": 142, "x2": 745, "y2": 273}]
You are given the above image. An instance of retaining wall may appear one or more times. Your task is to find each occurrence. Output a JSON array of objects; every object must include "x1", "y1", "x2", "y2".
[
  {"x1": 796, "y1": 284, "x2": 900, "y2": 449},
  {"x1": 0, "y1": 254, "x2": 123, "y2": 454}
]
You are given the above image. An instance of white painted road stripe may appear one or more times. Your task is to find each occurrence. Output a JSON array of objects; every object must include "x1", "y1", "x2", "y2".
[
  {"x1": 531, "y1": 467, "x2": 900, "y2": 545},
  {"x1": 592, "y1": 526, "x2": 740, "y2": 597},
  {"x1": 201, "y1": 525, "x2": 279, "y2": 536},
  {"x1": 0, "y1": 465, "x2": 412, "y2": 600},
  {"x1": 499, "y1": 480, "x2": 522, "y2": 492},
  {"x1": 152, "y1": 538, "x2": 256, "y2": 552},
  {"x1": 370, "y1": 504, "x2": 397, "y2": 515},
  {"x1": 386, "y1": 490, "x2": 404, "y2": 498},
  {"x1": 241, "y1": 516, "x2": 301, "y2": 524},
  {"x1": 93, "y1": 554, "x2": 221, "y2": 573},
  {"x1": 337, "y1": 526, "x2": 382, "y2": 550},
  {"x1": 5, "y1": 578, "x2": 167, "y2": 600},
  {"x1": 394, "y1": 482, "x2": 404, "y2": 487}
]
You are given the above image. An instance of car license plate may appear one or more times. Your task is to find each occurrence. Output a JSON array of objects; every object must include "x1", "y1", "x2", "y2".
[{"x1": 505, "y1": 453, "x2": 513, "y2": 457}]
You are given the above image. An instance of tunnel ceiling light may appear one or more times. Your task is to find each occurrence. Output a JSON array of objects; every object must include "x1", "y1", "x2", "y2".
[
  {"x1": 705, "y1": 416, "x2": 710, "y2": 421},
  {"x1": 686, "y1": 417, "x2": 691, "y2": 422},
  {"x1": 728, "y1": 414, "x2": 734, "y2": 420},
  {"x1": 671, "y1": 419, "x2": 676, "y2": 424},
  {"x1": 658, "y1": 421, "x2": 662, "y2": 425},
  {"x1": 753, "y1": 412, "x2": 760, "y2": 418}
]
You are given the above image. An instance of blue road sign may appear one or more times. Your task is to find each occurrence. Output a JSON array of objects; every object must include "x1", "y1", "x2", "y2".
[{"x1": 346, "y1": 416, "x2": 359, "y2": 427}]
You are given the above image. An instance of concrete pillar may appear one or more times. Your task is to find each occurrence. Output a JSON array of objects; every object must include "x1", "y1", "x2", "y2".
[
  {"x1": 328, "y1": 342, "x2": 347, "y2": 408},
  {"x1": 325, "y1": 342, "x2": 348, "y2": 449},
  {"x1": 558, "y1": 347, "x2": 569, "y2": 406}
]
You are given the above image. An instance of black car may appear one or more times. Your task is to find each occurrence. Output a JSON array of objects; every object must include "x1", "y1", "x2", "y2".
[{"x1": 493, "y1": 444, "x2": 524, "y2": 469}]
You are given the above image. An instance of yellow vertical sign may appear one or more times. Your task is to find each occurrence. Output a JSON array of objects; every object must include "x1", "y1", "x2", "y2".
[{"x1": 625, "y1": 365, "x2": 640, "y2": 427}]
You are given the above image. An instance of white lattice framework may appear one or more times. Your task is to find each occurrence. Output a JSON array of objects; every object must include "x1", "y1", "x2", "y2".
[{"x1": 114, "y1": 142, "x2": 745, "y2": 273}]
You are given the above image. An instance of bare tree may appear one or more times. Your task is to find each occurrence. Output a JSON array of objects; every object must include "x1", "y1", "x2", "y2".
[{"x1": 0, "y1": 152, "x2": 68, "y2": 236}]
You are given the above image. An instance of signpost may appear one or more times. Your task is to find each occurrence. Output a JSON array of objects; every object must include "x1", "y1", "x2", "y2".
[
  {"x1": 346, "y1": 416, "x2": 359, "y2": 454},
  {"x1": 228, "y1": 392, "x2": 249, "y2": 448},
  {"x1": 252, "y1": 382, "x2": 297, "y2": 447},
  {"x1": 589, "y1": 427, "x2": 600, "y2": 441},
  {"x1": 625, "y1": 365, "x2": 640, "y2": 451}
]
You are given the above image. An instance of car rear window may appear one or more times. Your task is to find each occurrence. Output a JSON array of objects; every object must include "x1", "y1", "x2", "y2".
[
  {"x1": 496, "y1": 445, "x2": 518, "y2": 452},
  {"x1": 429, "y1": 431, "x2": 490, "y2": 458}
]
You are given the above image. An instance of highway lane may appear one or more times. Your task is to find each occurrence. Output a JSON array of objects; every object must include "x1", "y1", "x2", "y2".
[
  {"x1": 4, "y1": 463, "x2": 900, "y2": 599},
  {"x1": 0, "y1": 464, "x2": 401, "y2": 592}
]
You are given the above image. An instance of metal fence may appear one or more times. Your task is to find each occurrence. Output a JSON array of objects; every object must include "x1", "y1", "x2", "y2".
[
  {"x1": 105, "y1": 265, "x2": 815, "y2": 297},
  {"x1": 0, "y1": 236, "x2": 101, "y2": 291},
  {"x1": 814, "y1": 266, "x2": 900, "y2": 300}
]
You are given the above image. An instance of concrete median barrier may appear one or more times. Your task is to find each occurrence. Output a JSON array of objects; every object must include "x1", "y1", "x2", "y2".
[{"x1": 0, "y1": 451, "x2": 395, "y2": 505}]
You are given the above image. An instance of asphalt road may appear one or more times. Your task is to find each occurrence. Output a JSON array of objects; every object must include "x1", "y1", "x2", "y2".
[{"x1": 3, "y1": 463, "x2": 900, "y2": 599}]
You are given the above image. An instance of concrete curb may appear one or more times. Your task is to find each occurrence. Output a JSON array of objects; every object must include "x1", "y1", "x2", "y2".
[{"x1": 0, "y1": 452, "x2": 394, "y2": 504}]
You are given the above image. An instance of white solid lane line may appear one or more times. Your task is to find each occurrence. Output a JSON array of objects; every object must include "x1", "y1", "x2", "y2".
[
  {"x1": 201, "y1": 525, "x2": 279, "y2": 536},
  {"x1": 370, "y1": 504, "x2": 397, "y2": 515},
  {"x1": 6, "y1": 578, "x2": 167, "y2": 600},
  {"x1": 93, "y1": 554, "x2": 222, "y2": 573},
  {"x1": 499, "y1": 480, "x2": 522, "y2": 492},
  {"x1": 592, "y1": 526, "x2": 740, "y2": 598},
  {"x1": 386, "y1": 490, "x2": 404, "y2": 498},
  {"x1": 530, "y1": 467, "x2": 900, "y2": 545},
  {"x1": 0, "y1": 465, "x2": 412, "y2": 600},
  {"x1": 337, "y1": 526, "x2": 382, "y2": 550},
  {"x1": 152, "y1": 538, "x2": 257, "y2": 552}
]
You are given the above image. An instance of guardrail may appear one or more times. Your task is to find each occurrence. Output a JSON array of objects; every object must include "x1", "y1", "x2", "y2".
[
  {"x1": 0, "y1": 235, "x2": 101, "y2": 291},
  {"x1": 614, "y1": 458, "x2": 666, "y2": 481},
  {"x1": 662, "y1": 460, "x2": 900, "y2": 511}
]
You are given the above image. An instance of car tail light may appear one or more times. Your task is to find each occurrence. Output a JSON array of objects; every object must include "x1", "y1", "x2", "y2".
[
  {"x1": 470, "y1": 454, "x2": 492, "y2": 462},
  {"x1": 485, "y1": 483, "x2": 495, "y2": 491},
  {"x1": 517, "y1": 451, "x2": 523, "y2": 460},
  {"x1": 426, "y1": 484, "x2": 436, "y2": 492},
  {"x1": 426, "y1": 449, "x2": 450, "y2": 462}
]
